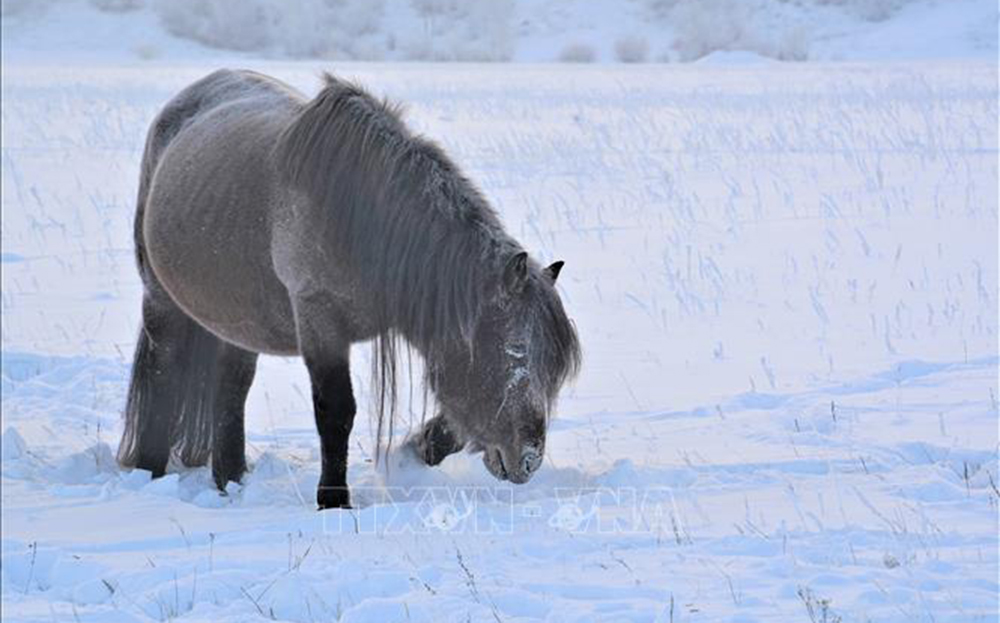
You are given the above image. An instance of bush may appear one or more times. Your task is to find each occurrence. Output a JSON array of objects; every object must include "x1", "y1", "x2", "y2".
[
  {"x1": 1, "y1": 0, "x2": 44, "y2": 17},
  {"x1": 408, "y1": 0, "x2": 514, "y2": 61},
  {"x1": 90, "y1": 0, "x2": 144, "y2": 11},
  {"x1": 670, "y1": 0, "x2": 746, "y2": 61},
  {"x1": 669, "y1": 0, "x2": 809, "y2": 61},
  {"x1": 615, "y1": 35, "x2": 650, "y2": 63},
  {"x1": 155, "y1": 0, "x2": 270, "y2": 52},
  {"x1": 811, "y1": 0, "x2": 907, "y2": 22},
  {"x1": 153, "y1": 0, "x2": 386, "y2": 58},
  {"x1": 558, "y1": 43, "x2": 596, "y2": 63}
]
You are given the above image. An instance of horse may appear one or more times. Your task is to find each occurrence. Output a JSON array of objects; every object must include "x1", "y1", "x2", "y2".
[{"x1": 116, "y1": 69, "x2": 581, "y2": 509}]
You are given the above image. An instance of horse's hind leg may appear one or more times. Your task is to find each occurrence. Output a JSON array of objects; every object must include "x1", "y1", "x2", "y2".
[
  {"x1": 117, "y1": 295, "x2": 195, "y2": 477},
  {"x1": 406, "y1": 413, "x2": 465, "y2": 466},
  {"x1": 210, "y1": 345, "x2": 257, "y2": 490},
  {"x1": 117, "y1": 292, "x2": 257, "y2": 486}
]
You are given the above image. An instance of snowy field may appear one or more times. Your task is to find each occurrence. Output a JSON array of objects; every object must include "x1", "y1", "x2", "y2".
[
  {"x1": 1, "y1": 16, "x2": 999, "y2": 620},
  {"x1": 2, "y1": 59, "x2": 997, "y2": 623}
]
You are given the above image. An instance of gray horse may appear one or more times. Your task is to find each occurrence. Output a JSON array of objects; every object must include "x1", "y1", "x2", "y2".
[{"x1": 117, "y1": 69, "x2": 581, "y2": 509}]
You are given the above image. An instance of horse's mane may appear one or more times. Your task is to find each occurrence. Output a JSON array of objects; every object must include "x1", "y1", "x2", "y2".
[{"x1": 274, "y1": 73, "x2": 580, "y2": 455}]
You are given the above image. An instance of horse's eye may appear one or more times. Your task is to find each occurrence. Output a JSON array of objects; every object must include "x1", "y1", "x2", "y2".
[{"x1": 505, "y1": 344, "x2": 527, "y2": 359}]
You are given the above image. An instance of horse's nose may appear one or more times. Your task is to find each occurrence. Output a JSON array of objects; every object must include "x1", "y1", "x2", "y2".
[
  {"x1": 490, "y1": 444, "x2": 543, "y2": 484},
  {"x1": 519, "y1": 446, "x2": 543, "y2": 478}
]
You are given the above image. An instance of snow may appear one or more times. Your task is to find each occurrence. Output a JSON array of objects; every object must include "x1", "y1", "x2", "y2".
[{"x1": 2, "y1": 3, "x2": 998, "y2": 623}]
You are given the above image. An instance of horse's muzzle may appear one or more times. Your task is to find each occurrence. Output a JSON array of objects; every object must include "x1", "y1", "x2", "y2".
[{"x1": 485, "y1": 445, "x2": 543, "y2": 484}]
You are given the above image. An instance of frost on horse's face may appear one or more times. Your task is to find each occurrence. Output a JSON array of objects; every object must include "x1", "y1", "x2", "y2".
[{"x1": 431, "y1": 254, "x2": 577, "y2": 484}]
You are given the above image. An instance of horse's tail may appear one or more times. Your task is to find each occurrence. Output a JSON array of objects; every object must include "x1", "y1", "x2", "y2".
[
  {"x1": 117, "y1": 301, "x2": 232, "y2": 473},
  {"x1": 118, "y1": 84, "x2": 228, "y2": 474},
  {"x1": 117, "y1": 322, "x2": 156, "y2": 470}
]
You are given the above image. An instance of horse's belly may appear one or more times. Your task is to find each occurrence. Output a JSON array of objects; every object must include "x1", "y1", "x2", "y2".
[
  {"x1": 161, "y1": 258, "x2": 299, "y2": 356},
  {"x1": 143, "y1": 154, "x2": 299, "y2": 356}
]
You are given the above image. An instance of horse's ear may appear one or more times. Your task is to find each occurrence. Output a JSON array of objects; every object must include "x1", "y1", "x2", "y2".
[
  {"x1": 504, "y1": 251, "x2": 529, "y2": 294},
  {"x1": 543, "y1": 261, "x2": 564, "y2": 284}
]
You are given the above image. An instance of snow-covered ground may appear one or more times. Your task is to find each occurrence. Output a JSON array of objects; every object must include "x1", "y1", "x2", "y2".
[{"x1": 2, "y1": 59, "x2": 997, "y2": 622}]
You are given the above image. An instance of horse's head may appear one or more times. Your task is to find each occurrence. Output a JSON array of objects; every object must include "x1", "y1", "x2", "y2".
[{"x1": 432, "y1": 252, "x2": 581, "y2": 484}]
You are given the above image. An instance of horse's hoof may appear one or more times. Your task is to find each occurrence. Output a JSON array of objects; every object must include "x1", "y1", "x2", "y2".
[
  {"x1": 317, "y1": 487, "x2": 351, "y2": 510},
  {"x1": 213, "y1": 472, "x2": 245, "y2": 493},
  {"x1": 317, "y1": 503, "x2": 352, "y2": 511}
]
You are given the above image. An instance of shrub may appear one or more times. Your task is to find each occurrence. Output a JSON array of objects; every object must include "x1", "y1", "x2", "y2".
[
  {"x1": 153, "y1": 0, "x2": 386, "y2": 58},
  {"x1": 558, "y1": 43, "x2": 596, "y2": 63},
  {"x1": 615, "y1": 35, "x2": 650, "y2": 63},
  {"x1": 409, "y1": 0, "x2": 514, "y2": 61},
  {"x1": 669, "y1": 0, "x2": 809, "y2": 61},
  {"x1": 155, "y1": 0, "x2": 270, "y2": 52},
  {"x1": 90, "y1": 0, "x2": 144, "y2": 11},
  {"x1": 670, "y1": 0, "x2": 746, "y2": 61},
  {"x1": 1, "y1": 0, "x2": 43, "y2": 17}
]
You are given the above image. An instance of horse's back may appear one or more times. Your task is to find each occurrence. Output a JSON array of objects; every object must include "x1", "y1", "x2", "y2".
[{"x1": 141, "y1": 70, "x2": 304, "y2": 355}]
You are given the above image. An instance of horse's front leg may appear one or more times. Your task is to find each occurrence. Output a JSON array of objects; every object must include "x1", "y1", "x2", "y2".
[
  {"x1": 293, "y1": 293, "x2": 356, "y2": 510},
  {"x1": 305, "y1": 358, "x2": 356, "y2": 509},
  {"x1": 406, "y1": 412, "x2": 466, "y2": 466}
]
